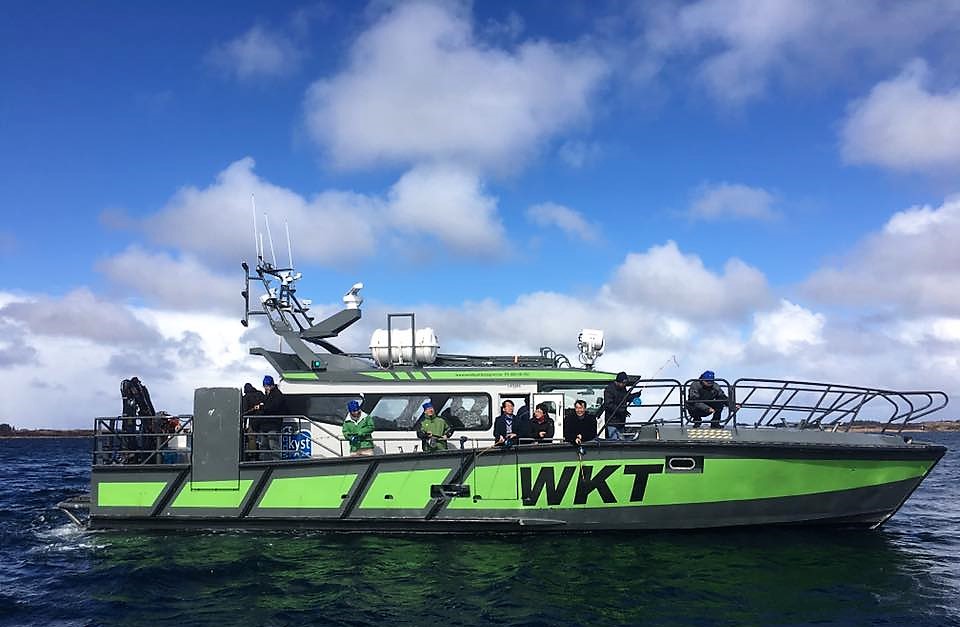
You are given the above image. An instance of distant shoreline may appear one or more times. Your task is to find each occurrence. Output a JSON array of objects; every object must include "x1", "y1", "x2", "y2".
[{"x1": 0, "y1": 430, "x2": 94, "y2": 438}]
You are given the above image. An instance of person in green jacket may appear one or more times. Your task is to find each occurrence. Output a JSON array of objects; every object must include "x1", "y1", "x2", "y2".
[
  {"x1": 342, "y1": 400, "x2": 376, "y2": 456},
  {"x1": 416, "y1": 401, "x2": 452, "y2": 453}
]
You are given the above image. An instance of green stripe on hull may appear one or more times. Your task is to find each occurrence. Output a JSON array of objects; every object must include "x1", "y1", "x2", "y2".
[
  {"x1": 359, "y1": 468, "x2": 451, "y2": 509},
  {"x1": 259, "y1": 474, "x2": 358, "y2": 509},
  {"x1": 361, "y1": 371, "x2": 396, "y2": 381},
  {"x1": 358, "y1": 369, "x2": 615, "y2": 381},
  {"x1": 171, "y1": 480, "x2": 254, "y2": 508},
  {"x1": 419, "y1": 369, "x2": 616, "y2": 381},
  {"x1": 283, "y1": 372, "x2": 320, "y2": 380},
  {"x1": 448, "y1": 458, "x2": 932, "y2": 510},
  {"x1": 98, "y1": 481, "x2": 167, "y2": 508}
]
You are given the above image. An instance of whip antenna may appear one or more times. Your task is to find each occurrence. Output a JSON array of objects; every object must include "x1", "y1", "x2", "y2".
[
  {"x1": 285, "y1": 220, "x2": 294, "y2": 270},
  {"x1": 251, "y1": 194, "x2": 261, "y2": 260},
  {"x1": 264, "y1": 214, "x2": 278, "y2": 268}
]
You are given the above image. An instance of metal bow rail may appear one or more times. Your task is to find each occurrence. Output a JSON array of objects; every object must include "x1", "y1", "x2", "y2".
[
  {"x1": 731, "y1": 378, "x2": 948, "y2": 433},
  {"x1": 605, "y1": 377, "x2": 947, "y2": 433}
]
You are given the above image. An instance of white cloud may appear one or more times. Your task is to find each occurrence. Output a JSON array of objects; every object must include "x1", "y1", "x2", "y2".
[
  {"x1": 804, "y1": 195, "x2": 960, "y2": 315},
  {"x1": 608, "y1": 241, "x2": 770, "y2": 320},
  {"x1": 141, "y1": 157, "x2": 515, "y2": 266},
  {"x1": 386, "y1": 163, "x2": 505, "y2": 252},
  {"x1": 526, "y1": 202, "x2": 600, "y2": 241},
  {"x1": 8, "y1": 238, "x2": 960, "y2": 427},
  {"x1": 0, "y1": 318, "x2": 37, "y2": 368},
  {"x1": 98, "y1": 247, "x2": 239, "y2": 313},
  {"x1": 145, "y1": 157, "x2": 380, "y2": 267},
  {"x1": 688, "y1": 182, "x2": 778, "y2": 221},
  {"x1": 637, "y1": 0, "x2": 960, "y2": 106},
  {"x1": 750, "y1": 299, "x2": 824, "y2": 355},
  {"x1": 0, "y1": 291, "x2": 265, "y2": 428},
  {"x1": 304, "y1": 0, "x2": 608, "y2": 171},
  {"x1": 886, "y1": 317, "x2": 960, "y2": 346},
  {"x1": 206, "y1": 25, "x2": 302, "y2": 80},
  {"x1": 0, "y1": 288, "x2": 162, "y2": 346},
  {"x1": 841, "y1": 60, "x2": 960, "y2": 173}
]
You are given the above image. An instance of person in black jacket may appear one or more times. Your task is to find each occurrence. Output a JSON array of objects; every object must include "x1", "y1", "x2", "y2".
[
  {"x1": 528, "y1": 404, "x2": 555, "y2": 443},
  {"x1": 253, "y1": 375, "x2": 286, "y2": 459},
  {"x1": 493, "y1": 400, "x2": 525, "y2": 447},
  {"x1": 602, "y1": 371, "x2": 641, "y2": 440},
  {"x1": 564, "y1": 400, "x2": 597, "y2": 446},
  {"x1": 686, "y1": 370, "x2": 737, "y2": 429},
  {"x1": 242, "y1": 382, "x2": 264, "y2": 411},
  {"x1": 242, "y1": 383, "x2": 265, "y2": 460}
]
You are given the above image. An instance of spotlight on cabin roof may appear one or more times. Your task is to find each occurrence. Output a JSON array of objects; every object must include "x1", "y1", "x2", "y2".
[{"x1": 577, "y1": 328, "x2": 605, "y2": 368}]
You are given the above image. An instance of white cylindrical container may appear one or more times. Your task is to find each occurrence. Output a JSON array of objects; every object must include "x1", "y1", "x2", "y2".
[{"x1": 370, "y1": 328, "x2": 439, "y2": 367}]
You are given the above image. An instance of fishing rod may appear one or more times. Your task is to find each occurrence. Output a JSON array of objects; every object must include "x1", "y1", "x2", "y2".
[{"x1": 601, "y1": 355, "x2": 681, "y2": 434}]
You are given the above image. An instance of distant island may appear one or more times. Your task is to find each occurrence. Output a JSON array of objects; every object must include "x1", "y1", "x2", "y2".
[
  {"x1": 0, "y1": 424, "x2": 93, "y2": 438},
  {"x1": 851, "y1": 420, "x2": 960, "y2": 433}
]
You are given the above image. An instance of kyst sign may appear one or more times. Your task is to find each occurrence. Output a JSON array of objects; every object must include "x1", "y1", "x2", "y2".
[{"x1": 520, "y1": 464, "x2": 664, "y2": 506}]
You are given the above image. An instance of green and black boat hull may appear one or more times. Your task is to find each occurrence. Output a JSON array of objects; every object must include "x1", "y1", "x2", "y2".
[{"x1": 88, "y1": 438, "x2": 945, "y2": 532}]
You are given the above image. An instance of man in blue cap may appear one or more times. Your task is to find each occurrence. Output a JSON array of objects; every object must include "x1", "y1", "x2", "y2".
[
  {"x1": 686, "y1": 370, "x2": 733, "y2": 429},
  {"x1": 342, "y1": 400, "x2": 376, "y2": 456},
  {"x1": 416, "y1": 401, "x2": 452, "y2": 453},
  {"x1": 253, "y1": 375, "x2": 286, "y2": 459}
]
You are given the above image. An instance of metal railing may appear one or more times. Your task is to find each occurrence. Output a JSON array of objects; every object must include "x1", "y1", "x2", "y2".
[
  {"x1": 593, "y1": 377, "x2": 947, "y2": 434},
  {"x1": 91, "y1": 379, "x2": 948, "y2": 467},
  {"x1": 93, "y1": 415, "x2": 193, "y2": 466},
  {"x1": 731, "y1": 378, "x2": 948, "y2": 433}
]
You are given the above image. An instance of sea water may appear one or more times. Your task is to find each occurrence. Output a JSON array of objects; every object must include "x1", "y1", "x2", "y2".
[{"x1": 1, "y1": 434, "x2": 958, "y2": 627}]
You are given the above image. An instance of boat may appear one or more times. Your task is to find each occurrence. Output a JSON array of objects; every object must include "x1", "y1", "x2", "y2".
[{"x1": 58, "y1": 256, "x2": 948, "y2": 532}]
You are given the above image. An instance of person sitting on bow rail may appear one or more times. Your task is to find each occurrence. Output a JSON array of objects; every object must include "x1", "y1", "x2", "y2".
[
  {"x1": 563, "y1": 399, "x2": 598, "y2": 447},
  {"x1": 342, "y1": 400, "x2": 376, "y2": 456},
  {"x1": 686, "y1": 370, "x2": 738, "y2": 429},
  {"x1": 602, "y1": 371, "x2": 641, "y2": 440},
  {"x1": 416, "y1": 401, "x2": 452, "y2": 453}
]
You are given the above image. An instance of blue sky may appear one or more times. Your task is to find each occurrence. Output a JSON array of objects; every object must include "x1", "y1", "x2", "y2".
[{"x1": 2, "y1": 0, "x2": 960, "y2": 426}]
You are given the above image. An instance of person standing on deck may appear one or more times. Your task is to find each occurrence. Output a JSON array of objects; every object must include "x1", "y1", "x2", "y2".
[
  {"x1": 528, "y1": 404, "x2": 555, "y2": 443},
  {"x1": 417, "y1": 402, "x2": 452, "y2": 453},
  {"x1": 603, "y1": 372, "x2": 641, "y2": 440},
  {"x1": 686, "y1": 371, "x2": 738, "y2": 429},
  {"x1": 564, "y1": 400, "x2": 598, "y2": 446},
  {"x1": 342, "y1": 400, "x2": 376, "y2": 456},
  {"x1": 242, "y1": 383, "x2": 265, "y2": 460},
  {"x1": 493, "y1": 400, "x2": 524, "y2": 446},
  {"x1": 253, "y1": 375, "x2": 286, "y2": 459}
]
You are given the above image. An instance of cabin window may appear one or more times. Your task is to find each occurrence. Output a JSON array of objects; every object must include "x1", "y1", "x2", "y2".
[
  {"x1": 367, "y1": 396, "x2": 432, "y2": 430},
  {"x1": 539, "y1": 383, "x2": 605, "y2": 419},
  {"x1": 285, "y1": 393, "x2": 492, "y2": 431},
  {"x1": 437, "y1": 395, "x2": 491, "y2": 430},
  {"x1": 284, "y1": 395, "x2": 356, "y2": 426}
]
